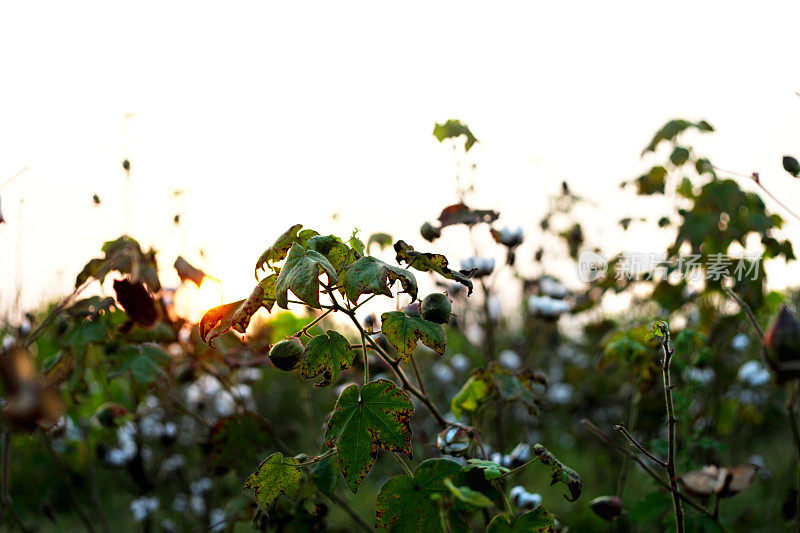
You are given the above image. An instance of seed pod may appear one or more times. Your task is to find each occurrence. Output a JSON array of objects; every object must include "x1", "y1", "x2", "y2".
[
  {"x1": 763, "y1": 304, "x2": 800, "y2": 383},
  {"x1": 590, "y1": 496, "x2": 622, "y2": 521},
  {"x1": 421, "y1": 293, "x2": 452, "y2": 324},
  {"x1": 268, "y1": 337, "x2": 304, "y2": 371}
]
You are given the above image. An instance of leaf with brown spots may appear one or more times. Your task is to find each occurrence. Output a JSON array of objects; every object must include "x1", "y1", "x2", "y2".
[
  {"x1": 533, "y1": 444, "x2": 582, "y2": 501},
  {"x1": 486, "y1": 507, "x2": 556, "y2": 532},
  {"x1": 380, "y1": 311, "x2": 446, "y2": 361},
  {"x1": 342, "y1": 256, "x2": 418, "y2": 303},
  {"x1": 375, "y1": 458, "x2": 471, "y2": 532},
  {"x1": 394, "y1": 240, "x2": 475, "y2": 294},
  {"x1": 243, "y1": 452, "x2": 302, "y2": 514},
  {"x1": 254, "y1": 224, "x2": 320, "y2": 278},
  {"x1": 300, "y1": 330, "x2": 357, "y2": 387},
  {"x1": 324, "y1": 379, "x2": 414, "y2": 492}
]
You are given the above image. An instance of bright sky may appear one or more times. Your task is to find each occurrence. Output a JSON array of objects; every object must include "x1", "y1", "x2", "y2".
[{"x1": 2, "y1": 2, "x2": 800, "y2": 319}]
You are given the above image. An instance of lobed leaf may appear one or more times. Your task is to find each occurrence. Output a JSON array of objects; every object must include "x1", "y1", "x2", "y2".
[
  {"x1": 199, "y1": 274, "x2": 278, "y2": 344},
  {"x1": 243, "y1": 452, "x2": 303, "y2": 514},
  {"x1": 375, "y1": 458, "x2": 469, "y2": 532},
  {"x1": 433, "y1": 119, "x2": 478, "y2": 152},
  {"x1": 300, "y1": 330, "x2": 357, "y2": 387},
  {"x1": 380, "y1": 311, "x2": 446, "y2": 361},
  {"x1": 343, "y1": 256, "x2": 417, "y2": 303},
  {"x1": 254, "y1": 224, "x2": 320, "y2": 277},
  {"x1": 324, "y1": 379, "x2": 414, "y2": 492},
  {"x1": 275, "y1": 243, "x2": 338, "y2": 309}
]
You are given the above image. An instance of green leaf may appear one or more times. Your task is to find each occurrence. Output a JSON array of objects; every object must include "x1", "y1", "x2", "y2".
[
  {"x1": 199, "y1": 275, "x2": 277, "y2": 344},
  {"x1": 670, "y1": 146, "x2": 690, "y2": 166},
  {"x1": 533, "y1": 444, "x2": 582, "y2": 501},
  {"x1": 433, "y1": 119, "x2": 478, "y2": 151},
  {"x1": 375, "y1": 458, "x2": 469, "y2": 532},
  {"x1": 343, "y1": 256, "x2": 418, "y2": 303},
  {"x1": 367, "y1": 232, "x2": 393, "y2": 252},
  {"x1": 486, "y1": 507, "x2": 556, "y2": 532},
  {"x1": 451, "y1": 370, "x2": 492, "y2": 419},
  {"x1": 255, "y1": 224, "x2": 306, "y2": 277},
  {"x1": 380, "y1": 311, "x2": 446, "y2": 361},
  {"x1": 784, "y1": 156, "x2": 800, "y2": 177},
  {"x1": 442, "y1": 478, "x2": 492, "y2": 508},
  {"x1": 115, "y1": 343, "x2": 170, "y2": 384},
  {"x1": 243, "y1": 452, "x2": 303, "y2": 514},
  {"x1": 300, "y1": 330, "x2": 357, "y2": 387},
  {"x1": 348, "y1": 228, "x2": 366, "y2": 256},
  {"x1": 310, "y1": 454, "x2": 338, "y2": 500},
  {"x1": 463, "y1": 459, "x2": 509, "y2": 480},
  {"x1": 324, "y1": 379, "x2": 414, "y2": 492},
  {"x1": 646, "y1": 321, "x2": 668, "y2": 341},
  {"x1": 275, "y1": 243, "x2": 338, "y2": 309},
  {"x1": 491, "y1": 366, "x2": 541, "y2": 416},
  {"x1": 394, "y1": 240, "x2": 475, "y2": 294},
  {"x1": 306, "y1": 234, "x2": 359, "y2": 274}
]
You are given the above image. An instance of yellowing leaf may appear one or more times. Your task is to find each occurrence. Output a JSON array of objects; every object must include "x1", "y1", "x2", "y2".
[
  {"x1": 243, "y1": 452, "x2": 302, "y2": 514},
  {"x1": 394, "y1": 240, "x2": 475, "y2": 294},
  {"x1": 451, "y1": 370, "x2": 492, "y2": 419}
]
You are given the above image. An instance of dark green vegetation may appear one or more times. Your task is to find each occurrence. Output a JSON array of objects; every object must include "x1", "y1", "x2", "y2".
[{"x1": 2, "y1": 119, "x2": 800, "y2": 531}]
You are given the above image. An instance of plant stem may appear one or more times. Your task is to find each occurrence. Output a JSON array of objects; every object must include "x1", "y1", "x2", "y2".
[
  {"x1": 361, "y1": 330, "x2": 369, "y2": 383},
  {"x1": 498, "y1": 456, "x2": 540, "y2": 479},
  {"x1": 659, "y1": 327, "x2": 684, "y2": 533},
  {"x1": 392, "y1": 453, "x2": 414, "y2": 477},
  {"x1": 492, "y1": 480, "x2": 513, "y2": 516},
  {"x1": 410, "y1": 356, "x2": 427, "y2": 396},
  {"x1": 42, "y1": 433, "x2": 97, "y2": 533},
  {"x1": 614, "y1": 424, "x2": 666, "y2": 468},
  {"x1": 295, "y1": 307, "x2": 335, "y2": 338},
  {"x1": 787, "y1": 383, "x2": 800, "y2": 532},
  {"x1": 723, "y1": 286, "x2": 764, "y2": 339},
  {"x1": 329, "y1": 492, "x2": 373, "y2": 532},
  {"x1": 581, "y1": 419, "x2": 709, "y2": 516}
]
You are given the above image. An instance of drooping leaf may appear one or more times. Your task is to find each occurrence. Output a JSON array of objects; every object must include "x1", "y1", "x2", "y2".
[
  {"x1": 343, "y1": 257, "x2": 418, "y2": 303},
  {"x1": 642, "y1": 119, "x2": 713, "y2": 154},
  {"x1": 254, "y1": 224, "x2": 301, "y2": 276},
  {"x1": 442, "y1": 478, "x2": 492, "y2": 508},
  {"x1": 437, "y1": 203, "x2": 499, "y2": 227},
  {"x1": 113, "y1": 279, "x2": 160, "y2": 328},
  {"x1": 670, "y1": 146, "x2": 690, "y2": 166},
  {"x1": 348, "y1": 228, "x2": 366, "y2": 256},
  {"x1": 199, "y1": 275, "x2": 278, "y2": 344},
  {"x1": 243, "y1": 453, "x2": 303, "y2": 514},
  {"x1": 300, "y1": 330, "x2": 357, "y2": 387},
  {"x1": 275, "y1": 243, "x2": 338, "y2": 309},
  {"x1": 375, "y1": 458, "x2": 469, "y2": 532},
  {"x1": 451, "y1": 370, "x2": 492, "y2": 419},
  {"x1": 173, "y1": 256, "x2": 206, "y2": 286},
  {"x1": 533, "y1": 444, "x2": 582, "y2": 501},
  {"x1": 324, "y1": 379, "x2": 414, "y2": 492},
  {"x1": 486, "y1": 507, "x2": 556, "y2": 532},
  {"x1": 367, "y1": 232, "x2": 393, "y2": 252},
  {"x1": 433, "y1": 119, "x2": 478, "y2": 151},
  {"x1": 380, "y1": 311, "x2": 446, "y2": 360},
  {"x1": 463, "y1": 459, "x2": 509, "y2": 480},
  {"x1": 394, "y1": 240, "x2": 475, "y2": 294}
]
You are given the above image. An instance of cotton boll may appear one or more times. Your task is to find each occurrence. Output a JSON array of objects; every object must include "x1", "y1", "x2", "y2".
[
  {"x1": 450, "y1": 354, "x2": 470, "y2": 372},
  {"x1": 510, "y1": 486, "x2": 542, "y2": 509},
  {"x1": 538, "y1": 276, "x2": 569, "y2": 299},
  {"x1": 738, "y1": 360, "x2": 771, "y2": 387},
  {"x1": 213, "y1": 391, "x2": 236, "y2": 418},
  {"x1": 432, "y1": 363, "x2": 455, "y2": 383},
  {"x1": 732, "y1": 333, "x2": 750, "y2": 351},
  {"x1": 547, "y1": 383, "x2": 574, "y2": 404},
  {"x1": 528, "y1": 295, "x2": 570, "y2": 318},
  {"x1": 190, "y1": 477, "x2": 213, "y2": 495},
  {"x1": 209, "y1": 509, "x2": 226, "y2": 532},
  {"x1": 685, "y1": 367, "x2": 715, "y2": 385},
  {"x1": 499, "y1": 350, "x2": 521, "y2": 370},
  {"x1": 172, "y1": 494, "x2": 188, "y2": 513},
  {"x1": 130, "y1": 496, "x2": 159, "y2": 521},
  {"x1": 190, "y1": 495, "x2": 206, "y2": 516}
]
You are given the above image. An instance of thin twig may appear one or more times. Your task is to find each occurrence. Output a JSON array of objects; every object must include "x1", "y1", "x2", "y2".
[
  {"x1": 723, "y1": 286, "x2": 764, "y2": 339},
  {"x1": 410, "y1": 356, "x2": 427, "y2": 396},
  {"x1": 659, "y1": 326, "x2": 684, "y2": 533},
  {"x1": 614, "y1": 424, "x2": 667, "y2": 468},
  {"x1": 393, "y1": 453, "x2": 413, "y2": 477},
  {"x1": 498, "y1": 456, "x2": 540, "y2": 479},
  {"x1": 712, "y1": 165, "x2": 800, "y2": 223}
]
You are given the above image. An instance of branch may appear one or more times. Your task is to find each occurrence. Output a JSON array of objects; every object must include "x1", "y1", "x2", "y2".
[{"x1": 613, "y1": 424, "x2": 667, "y2": 468}]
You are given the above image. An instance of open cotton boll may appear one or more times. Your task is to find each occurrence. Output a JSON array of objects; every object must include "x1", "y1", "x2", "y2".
[
  {"x1": 499, "y1": 350, "x2": 521, "y2": 370},
  {"x1": 538, "y1": 275, "x2": 569, "y2": 299},
  {"x1": 732, "y1": 333, "x2": 750, "y2": 351},
  {"x1": 528, "y1": 295, "x2": 570, "y2": 318},
  {"x1": 737, "y1": 360, "x2": 771, "y2": 387},
  {"x1": 130, "y1": 496, "x2": 159, "y2": 521}
]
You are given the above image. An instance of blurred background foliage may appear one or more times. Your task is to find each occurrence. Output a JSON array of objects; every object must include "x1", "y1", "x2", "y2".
[{"x1": 1, "y1": 119, "x2": 800, "y2": 532}]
